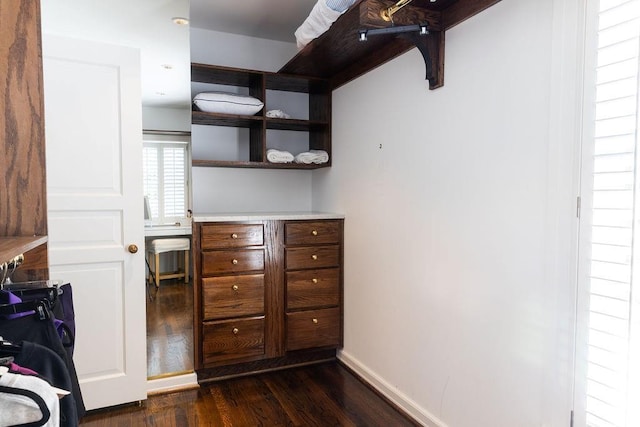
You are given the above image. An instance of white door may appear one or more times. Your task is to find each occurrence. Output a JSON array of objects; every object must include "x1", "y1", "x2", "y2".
[{"x1": 42, "y1": 35, "x2": 147, "y2": 410}]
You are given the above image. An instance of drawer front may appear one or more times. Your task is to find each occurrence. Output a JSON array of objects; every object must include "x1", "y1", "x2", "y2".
[
  {"x1": 285, "y1": 246, "x2": 340, "y2": 270},
  {"x1": 286, "y1": 307, "x2": 340, "y2": 351},
  {"x1": 201, "y1": 224, "x2": 264, "y2": 249},
  {"x1": 202, "y1": 249, "x2": 264, "y2": 275},
  {"x1": 203, "y1": 274, "x2": 265, "y2": 320},
  {"x1": 286, "y1": 269, "x2": 339, "y2": 310},
  {"x1": 202, "y1": 317, "x2": 265, "y2": 365},
  {"x1": 285, "y1": 221, "x2": 340, "y2": 246}
]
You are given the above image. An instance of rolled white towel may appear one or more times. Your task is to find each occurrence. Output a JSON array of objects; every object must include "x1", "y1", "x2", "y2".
[
  {"x1": 295, "y1": 1, "x2": 343, "y2": 50},
  {"x1": 266, "y1": 109, "x2": 291, "y2": 119},
  {"x1": 267, "y1": 149, "x2": 294, "y2": 163},
  {"x1": 294, "y1": 150, "x2": 329, "y2": 164},
  {"x1": 294, "y1": 152, "x2": 315, "y2": 164},
  {"x1": 309, "y1": 149, "x2": 329, "y2": 164}
]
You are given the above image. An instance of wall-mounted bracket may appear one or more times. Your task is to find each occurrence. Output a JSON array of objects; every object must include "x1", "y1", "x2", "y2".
[{"x1": 357, "y1": 23, "x2": 444, "y2": 89}]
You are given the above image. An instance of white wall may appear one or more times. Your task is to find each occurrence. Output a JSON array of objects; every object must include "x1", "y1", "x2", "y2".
[
  {"x1": 190, "y1": 27, "x2": 312, "y2": 213},
  {"x1": 312, "y1": 1, "x2": 581, "y2": 426},
  {"x1": 142, "y1": 106, "x2": 191, "y2": 132}
]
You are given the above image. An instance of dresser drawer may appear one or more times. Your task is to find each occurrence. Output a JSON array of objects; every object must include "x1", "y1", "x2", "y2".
[
  {"x1": 201, "y1": 224, "x2": 264, "y2": 249},
  {"x1": 202, "y1": 317, "x2": 265, "y2": 365},
  {"x1": 285, "y1": 246, "x2": 340, "y2": 270},
  {"x1": 285, "y1": 221, "x2": 341, "y2": 246},
  {"x1": 286, "y1": 269, "x2": 339, "y2": 310},
  {"x1": 203, "y1": 274, "x2": 264, "y2": 320},
  {"x1": 202, "y1": 249, "x2": 264, "y2": 275},
  {"x1": 286, "y1": 307, "x2": 340, "y2": 351}
]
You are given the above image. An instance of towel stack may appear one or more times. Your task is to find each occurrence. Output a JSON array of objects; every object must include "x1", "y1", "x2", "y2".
[
  {"x1": 267, "y1": 149, "x2": 294, "y2": 163},
  {"x1": 294, "y1": 150, "x2": 329, "y2": 164}
]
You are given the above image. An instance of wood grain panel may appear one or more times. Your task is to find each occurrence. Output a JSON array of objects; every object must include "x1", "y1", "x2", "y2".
[
  {"x1": 0, "y1": 0, "x2": 47, "y2": 237},
  {"x1": 285, "y1": 246, "x2": 340, "y2": 270},
  {"x1": 263, "y1": 220, "x2": 285, "y2": 358},
  {"x1": 0, "y1": 0, "x2": 48, "y2": 279},
  {"x1": 285, "y1": 221, "x2": 341, "y2": 245},
  {"x1": 203, "y1": 274, "x2": 265, "y2": 320},
  {"x1": 286, "y1": 308, "x2": 341, "y2": 351},
  {"x1": 286, "y1": 268, "x2": 340, "y2": 311},
  {"x1": 202, "y1": 249, "x2": 265, "y2": 275},
  {"x1": 200, "y1": 224, "x2": 264, "y2": 249}
]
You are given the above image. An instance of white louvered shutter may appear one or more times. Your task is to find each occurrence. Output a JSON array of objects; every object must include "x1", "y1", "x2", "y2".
[{"x1": 584, "y1": 0, "x2": 640, "y2": 426}]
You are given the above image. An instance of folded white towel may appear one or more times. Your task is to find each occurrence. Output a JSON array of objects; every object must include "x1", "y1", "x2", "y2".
[
  {"x1": 295, "y1": 1, "x2": 343, "y2": 49},
  {"x1": 267, "y1": 149, "x2": 294, "y2": 163},
  {"x1": 294, "y1": 150, "x2": 329, "y2": 164},
  {"x1": 266, "y1": 109, "x2": 291, "y2": 119}
]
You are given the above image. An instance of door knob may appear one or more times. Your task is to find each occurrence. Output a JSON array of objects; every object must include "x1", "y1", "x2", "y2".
[{"x1": 128, "y1": 244, "x2": 139, "y2": 254}]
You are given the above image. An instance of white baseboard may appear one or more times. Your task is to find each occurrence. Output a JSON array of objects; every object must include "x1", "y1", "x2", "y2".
[
  {"x1": 337, "y1": 350, "x2": 448, "y2": 427},
  {"x1": 146, "y1": 372, "x2": 199, "y2": 395}
]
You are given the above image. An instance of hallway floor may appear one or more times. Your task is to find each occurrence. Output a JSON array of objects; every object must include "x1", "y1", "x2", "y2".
[{"x1": 146, "y1": 279, "x2": 194, "y2": 378}]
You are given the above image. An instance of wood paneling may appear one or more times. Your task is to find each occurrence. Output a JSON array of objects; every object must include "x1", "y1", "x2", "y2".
[{"x1": 0, "y1": 0, "x2": 48, "y2": 279}]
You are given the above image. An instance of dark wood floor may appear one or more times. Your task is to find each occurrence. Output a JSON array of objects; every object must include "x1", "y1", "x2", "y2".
[
  {"x1": 80, "y1": 362, "x2": 419, "y2": 426},
  {"x1": 146, "y1": 279, "x2": 194, "y2": 378}
]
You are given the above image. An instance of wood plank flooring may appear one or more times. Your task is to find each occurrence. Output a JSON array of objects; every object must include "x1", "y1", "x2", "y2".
[
  {"x1": 146, "y1": 280, "x2": 194, "y2": 377},
  {"x1": 80, "y1": 362, "x2": 419, "y2": 426}
]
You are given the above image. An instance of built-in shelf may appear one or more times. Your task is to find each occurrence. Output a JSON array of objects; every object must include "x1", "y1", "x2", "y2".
[
  {"x1": 191, "y1": 63, "x2": 332, "y2": 169},
  {"x1": 191, "y1": 160, "x2": 329, "y2": 170},
  {"x1": 0, "y1": 236, "x2": 48, "y2": 264},
  {"x1": 279, "y1": 0, "x2": 502, "y2": 90}
]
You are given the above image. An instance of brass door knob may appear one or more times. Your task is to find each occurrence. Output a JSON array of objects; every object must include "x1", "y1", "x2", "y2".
[
  {"x1": 312, "y1": 318, "x2": 318, "y2": 324},
  {"x1": 311, "y1": 230, "x2": 318, "y2": 236},
  {"x1": 311, "y1": 254, "x2": 318, "y2": 260},
  {"x1": 232, "y1": 259, "x2": 238, "y2": 265},
  {"x1": 312, "y1": 278, "x2": 318, "y2": 284},
  {"x1": 231, "y1": 233, "x2": 238, "y2": 239},
  {"x1": 232, "y1": 285, "x2": 239, "y2": 291},
  {"x1": 128, "y1": 244, "x2": 138, "y2": 254},
  {"x1": 232, "y1": 328, "x2": 239, "y2": 335}
]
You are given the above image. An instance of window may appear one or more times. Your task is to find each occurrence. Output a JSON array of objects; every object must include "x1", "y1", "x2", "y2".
[
  {"x1": 579, "y1": 0, "x2": 640, "y2": 425},
  {"x1": 142, "y1": 131, "x2": 191, "y2": 225}
]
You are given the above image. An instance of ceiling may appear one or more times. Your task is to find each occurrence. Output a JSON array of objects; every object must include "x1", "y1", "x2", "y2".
[
  {"x1": 190, "y1": 0, "x2": 319, "y2": 43},
  {"x1": 40, "y1": 0, "x2": 318, "y2": 109}
]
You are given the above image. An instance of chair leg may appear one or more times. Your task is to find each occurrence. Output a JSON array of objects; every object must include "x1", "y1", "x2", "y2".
[
  {"x1": 155, "y1": 253, "x2": 160, "y2": 288},
  {"x1": 184, "y1": 249, "x2": 189, "y2": 283}
]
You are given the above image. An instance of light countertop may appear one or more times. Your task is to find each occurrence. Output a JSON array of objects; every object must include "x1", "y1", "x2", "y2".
[{"x1": 192, "y1": 211, "x2": 344, "y2": 223}]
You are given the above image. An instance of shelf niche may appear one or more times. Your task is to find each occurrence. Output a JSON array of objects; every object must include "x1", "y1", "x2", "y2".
[{"x1": 191, "y1": 63, "x2": 331, "y2": 170}]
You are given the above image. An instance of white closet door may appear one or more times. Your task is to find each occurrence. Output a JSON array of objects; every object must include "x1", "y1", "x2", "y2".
[{"x1": 43, "y1": 35, "x2": 146, "y2": 410}]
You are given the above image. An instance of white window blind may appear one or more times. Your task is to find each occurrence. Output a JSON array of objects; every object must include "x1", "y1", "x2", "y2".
[
  {"x1": 142, "y1": 132, "x2": 190, "y2": 224},
  {"x1": 585, "y1": 0, "x2": 640, "y2": 426}
]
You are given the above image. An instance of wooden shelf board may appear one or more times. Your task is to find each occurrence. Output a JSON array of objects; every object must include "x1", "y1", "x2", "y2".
[
  {"x1": 266, "y1": 118, "x2": 329, "y2": 132},
  {"x1": 279, "y1": 0, "x2": 502, "y2": 90},
  {"x1": 192, "y1": 160, "x2": 330, "y2": 170},
  {"x1": 192, "y1": 111, "x2": 263, "y2": 128},
  {"x1": 0, "y1": 235, "x2": 48, "y2": 263}
]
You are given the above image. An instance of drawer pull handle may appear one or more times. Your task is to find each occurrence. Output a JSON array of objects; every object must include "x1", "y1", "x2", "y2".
[
  {"x1": 312, "y1": 318, "x2": 318, "y2": 324},
  {"x1": 312, "y1": 278, "x2": 318, "y2": 284},
  {"x1": 232, "y1": 259, "x2": 238, "y2": 265},
  {"x1": 232, "y1": 285, "x2": 239, "y2": 291},
  {"x1": 311, "y1": 254, "x2": 318, "y2": 260},
  {"x1": 231, "y1": 233, "x2": 238, "y2": 239},
  {"x1": 311, "y1": 230, "x2": 318, "y2": 236},
  {"x1": 232, "y1": 327, "x2": 239, "y2": 335}
]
